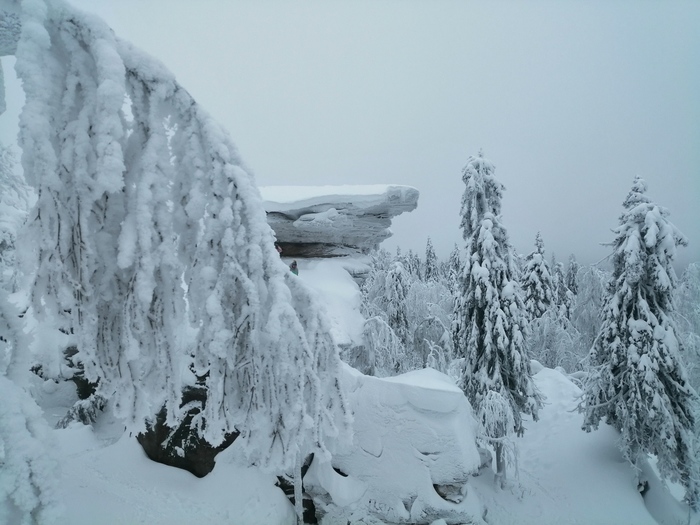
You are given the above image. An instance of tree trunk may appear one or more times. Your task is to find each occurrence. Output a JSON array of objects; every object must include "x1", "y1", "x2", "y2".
[{"x1": 495, "y1": 442, "x2": 506, "y2": 488}]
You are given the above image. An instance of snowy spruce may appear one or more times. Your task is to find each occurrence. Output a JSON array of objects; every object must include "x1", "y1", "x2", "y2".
[
  {"x1": 451, "y1": 152, "x2": 542, "y2": 486},
  {"x1": 522, "y1": 232, "x2": 554, "y2": 322},
  {"x1": 581, "y1": 177, "x2": 700, "y2": 508}
]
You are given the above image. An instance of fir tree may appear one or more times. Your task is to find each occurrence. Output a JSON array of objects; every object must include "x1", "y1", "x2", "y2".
[
  {"x1": 581, "y1": 177, "x2": 699, "y2": 508},
  {"x1": 566, "y1": 254, "x2": 580, "y2": 296},
  {"x1": 383, "y1": 261, "x2": 410, "y2": 346},
  {"x1": 675, "y1": 263, "x2": 700, "y2": 393},
  {"x1": 522, "y1": 232, "x2": 554, "y2": 321},
  {"x1": 424, "y1": 237, "x2": 438, "y2": 282},
  {"x1": 402, "y1": 249, "x2": 422, "y2": 280},
  {"x1": 444, "y1": 243, "x2": 462, "y2": 293},
  {"x1": 552, "y1": 261, "x2": 574, "y2": 321},
  {"x1": 452, "y1": 152, "x2": 541, "y2": 484}
]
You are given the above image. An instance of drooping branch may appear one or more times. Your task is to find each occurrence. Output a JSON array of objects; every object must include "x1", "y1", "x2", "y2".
[{"x1": 13, "y1": 0, "x2": 350, "y2": 472}]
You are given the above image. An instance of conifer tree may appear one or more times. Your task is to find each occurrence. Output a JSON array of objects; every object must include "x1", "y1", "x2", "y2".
[
  {"x1": 424, "y1": 237, "x2": 438, "y2": 282},
  {"x1": 384, "y1": 261, "x2": 410, "y2": 346},
  {"x1": 581, "y1": 177, "x2": 699, "y2": 508},
  {"x1": 552, "y1": 261, "x2": 574, "y2": 320},
  {"x1": 566, "y1": 254, "x2": 580, "y2": 296},
  {"x1": 444, "y1": 243, "x2": 461, "y2": 292},
  {"x1": 401, "y1": 249, "x2": 422, "y2": 280},
  {"x1": 522, "y1": 232, "x2": 554, "y2": 321},
  {"x1": 452, "y1": 152, "x2": 541, "y2": 484}
]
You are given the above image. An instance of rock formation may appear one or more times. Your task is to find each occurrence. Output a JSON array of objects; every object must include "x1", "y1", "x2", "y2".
[{"x1": 260, "y1": 184, "x2": 419, "y2": 258}]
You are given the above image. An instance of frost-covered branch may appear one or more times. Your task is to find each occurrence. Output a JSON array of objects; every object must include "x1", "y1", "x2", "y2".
[{"x1": 12, "y1": 0, "x2": 350, "y2": 473}]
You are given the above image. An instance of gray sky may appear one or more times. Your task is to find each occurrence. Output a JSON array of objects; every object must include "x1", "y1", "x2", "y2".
[{"x1": 2, "y1": 0, "x2": 699, "y2": 267}]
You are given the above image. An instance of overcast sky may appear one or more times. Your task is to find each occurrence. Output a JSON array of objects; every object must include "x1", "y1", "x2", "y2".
[{"x1": 2, "y1": 0, "x2": 699, "y2": 267}]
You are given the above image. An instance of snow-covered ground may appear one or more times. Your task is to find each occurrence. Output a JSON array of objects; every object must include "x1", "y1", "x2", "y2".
[{"x1": 26, "y1": 259, "x2": 699, "y2": 524}]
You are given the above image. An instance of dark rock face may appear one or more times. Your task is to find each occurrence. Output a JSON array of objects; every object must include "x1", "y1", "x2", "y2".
[
  {"x1": 274, "y1": 241, "x2": 351, "y2": 259},
  {"x1": 136, "y1": 385, "x2": 238, "y2": 478},
  {"x1": 261, "y1": 185, "x2": 419, "y2": 258},
  {"x1": 63, "y1": 346, "x2": 97, "y2": 400},
  {"x1": 276, "y1": 454, "x2": 318, "y2": 524}
]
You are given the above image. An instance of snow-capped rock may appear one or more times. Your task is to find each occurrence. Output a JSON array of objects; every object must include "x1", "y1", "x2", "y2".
[
  {"x1": 304, "y1": 363, "x2": 485, "y2": 524},
  {"x1": 260, "y1": 184, "x2": 419, "y2": 258}
]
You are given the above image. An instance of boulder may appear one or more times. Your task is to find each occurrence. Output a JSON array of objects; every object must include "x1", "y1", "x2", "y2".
[{"x1": 136, "y1": 385, "x2": 238, "y2": 478}]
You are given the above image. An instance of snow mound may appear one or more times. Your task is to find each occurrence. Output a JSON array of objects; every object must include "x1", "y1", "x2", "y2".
[{"x1": 305, "y1": 363, "x2": 485, "y2": 524}]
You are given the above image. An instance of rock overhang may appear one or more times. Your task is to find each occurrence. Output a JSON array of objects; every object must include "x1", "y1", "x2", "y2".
[{"x1": 260, "y1": 184, "x2": 419, "y2": 258}]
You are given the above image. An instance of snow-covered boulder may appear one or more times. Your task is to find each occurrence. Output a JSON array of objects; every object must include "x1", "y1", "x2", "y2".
[
  {"x1": 305, "y1": 364, "x2": 485, "y2": 524},
  {"x1": 260, "y1": 185, "x2": 419, "y2": 258}
]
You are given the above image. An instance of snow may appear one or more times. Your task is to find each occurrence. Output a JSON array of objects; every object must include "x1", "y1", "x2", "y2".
[
  {"x1": 305, "y1": 362, "x2": 485, "y2": 524},
  {"x1": 291, "y1": 258, "x2": 366, "y2": 347},
  {"x1": 260, "y1": 184, "x2": 417, "y2": 209},
  {"x1": 473, "y1": 367, "x2": 697, "y2": 525},
  {"x1": 3, "y1": 4, "x2": 698, "y2": 523},
  {"x1": 55, "y1": 425, "x2": 295, "y2": 525},
  {"x1": 7, "y1": 260, "x2": 694, "y2": 524}
]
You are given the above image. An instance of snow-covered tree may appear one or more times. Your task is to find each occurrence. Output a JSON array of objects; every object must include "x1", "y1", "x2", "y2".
[
  {"x1": 0, "y1": 140, "x2": 59, "y2": 523},
  {"x1": 0, "y1": 144, "x2": 31, "y2": 293},
  {"x1": 359, "y1": 255, "x2": 412, "y2": 376},
  {"x1": 446, "y1": 243, "x2": 460, "y2": 276},
  {"x1": 552, "y1": 261, "x2": 574, "y2": 321},
  {"x1": 581, "y1": 177, "x2": 699, "y2": 508},
  {"x1": 522, "y1": 232, "x2": 554, "y2": 321},
  {"x1": 570, "y1": 264, "x2": 609, "y2": 356},
  {"x1": 2, "y1": 24, "x2": 61, "y2": 519},
  {"x1": 441, "y1": 243, "x2": 461, "y2": 294},
  {"x1": 452, "y1": 152, "x2": 541, "y2": 484},
  {"x1": 676, "y1": 263, "x2": 700, "y2": 393},
  {"x1": 423, "y1": 237, "x2": 438, "y2": 282},
  {"x1": 566, "y1": 254, "x2": 580, "y2": 296},
  {"x1": 407, "y1": 278, "x2": 454, "y2": 371},
  {"x1": 0, "y1": 285, "x2": 61, "y2": 525},
  {"x1": 10, "y1": 0, "x2": 349, "y2": 476},
  {"x1": 381, "y1": 261, "x2": 410, "y2": 346},
  {"x1": 360, "y1": 251, "x2": 453, "y2": 376},
  {"x1": 401, "y1": 249, "x2": 421, "y2": 280},
  {"x1": 525, "y1": 258, "x2": 579, "y2": 372}
]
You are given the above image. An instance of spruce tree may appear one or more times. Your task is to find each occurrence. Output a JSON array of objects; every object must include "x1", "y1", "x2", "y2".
[
  {"x1": 522, "y1": 232, "x2": 554, "y2": 321},
  {"x1": 452, "y1": 152, "x2": 541, "y2": 484},
  {"x1": 552, "y1": 261, "x2": 574, "y2": 321},
  {"x1": 566, "y1": 254, "x2": 580, "y2": 296},
  {"x1": 424, "y1": 237, "x2": 438, "y2": 282},
  {"x1": 402, "y1": 249, "x2": 422, "y2": 280},
  {"x1": 581, "y1": 177, "x2": 699, "y2": 508},
  {"x1": 445, "y1": 243, "x2": 461, "y2": 292},
  {"x1": 384, "y1": 261, "x2": 410, "y2": 346}
]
